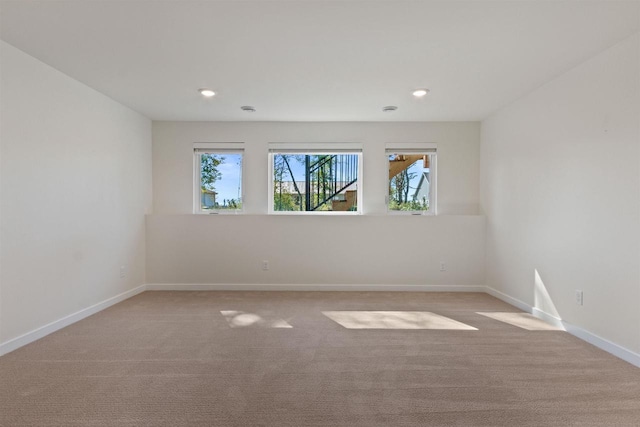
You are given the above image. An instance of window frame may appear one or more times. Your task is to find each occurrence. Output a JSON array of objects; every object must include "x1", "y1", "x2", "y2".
[
  {"x1": 193, "y1": 142, "x2": 245, "y2": 214},
  {"x1": 268, "y1": 143, "x2": 363, "y2": 215},
  {"x1": 385, "y1": 143, "x2": 437, "y2": 216}
]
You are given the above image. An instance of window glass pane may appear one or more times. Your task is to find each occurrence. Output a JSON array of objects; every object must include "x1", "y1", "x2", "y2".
[
  {"x1": 388, "y1": 154, "x2": 431, "y2": 212},
  {"x1": 200, "y1": 153, "x2": 242, "y2": 211},
  {"x1": 272, "y1": 153, "x2": 359, "y2": 212}
]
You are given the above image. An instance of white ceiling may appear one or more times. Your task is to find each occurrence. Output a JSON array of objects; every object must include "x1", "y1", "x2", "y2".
[{"x1": 1, "y1": 0, "x2": 639, "y2": 122}]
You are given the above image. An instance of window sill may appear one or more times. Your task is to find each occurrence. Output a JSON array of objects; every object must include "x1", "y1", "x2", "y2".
[
  {"x1": 196, "y1": 210, "x2": 244, "y2": 215},
  {"x1": 267, "y1": 211, "x2": 362, "y2": 216},
  {"x1": 386, "y1": 210, "x2": 434, "y2": 216}
]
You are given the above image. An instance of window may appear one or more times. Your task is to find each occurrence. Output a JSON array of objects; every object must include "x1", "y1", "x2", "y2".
[
  {"x1": 269, "y1": 143, "x2": 362, "y2": 213},
  {"x1": 194, "y1": 143, "x2": 243, "y2": 213},
  {"x1": 386, "y1": 144, "x2": 436, "y2": 214}
]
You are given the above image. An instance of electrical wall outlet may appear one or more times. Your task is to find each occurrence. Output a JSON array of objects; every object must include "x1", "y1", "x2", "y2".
[
  {"x1": 575, "y1": 290, "x2": 583, "y2": 306},
  {"x1": 119, "y1": 265, "x2": 126, "y2": 279},
  {"x1": 262, "y1": 260, "x2": 269, "y2": 271},
  {"x1": 439, "y1": 261, "x2": 446, "y2": 272}
]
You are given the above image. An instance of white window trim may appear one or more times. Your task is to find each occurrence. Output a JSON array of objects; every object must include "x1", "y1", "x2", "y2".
[
  {"x1": 193, "y1": 143, "x2": 245, "y2": 214},
  {"x1": 268, "y1": 143, "x2": 363, "y2": 215},
  {"x1": 385, "y1": 143, "x2": 437, "y2": 216},
  {"x1": 385, "y1": 142, "x2": 437, "y2": 151},
  {"x1": 268, "y1": 142, "x2": 363, "y2": 151}
]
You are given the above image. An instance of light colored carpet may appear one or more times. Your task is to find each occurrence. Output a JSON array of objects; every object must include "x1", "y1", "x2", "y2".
[{"x1": 1, "y1": 291, "x2": 639, "y2": 426}]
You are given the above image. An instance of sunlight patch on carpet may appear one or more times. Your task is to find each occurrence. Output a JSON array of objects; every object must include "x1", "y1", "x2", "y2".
[
  {"x1": 221, "y1": 310, "x2": 293, "y2": 328},
  {"x1": 477, "y1": 312, "x2": 562, "y2": 331},
  {"x1": 322, "y1": 311, "x2": 477, "y2": 330}
]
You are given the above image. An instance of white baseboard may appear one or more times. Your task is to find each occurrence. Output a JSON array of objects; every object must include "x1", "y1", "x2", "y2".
[
  {"x1": 0, "y1": 285, "x2": 146, "y2": 357},
  {"x1": 485, "y1": 286, "x2": 640, "y2": 368},
  {"x1": 145, "y1": 283, "x2": 487, "y2": 292},
  {"x1": 531, "y1": 307, "x2": 564, "y2": 329},
  {"x1": 563, "y1": 322, "x2": 640, "y2": 368},
  {"x1": 483, "y1": 286, "x2": 531, "y2": 312}
]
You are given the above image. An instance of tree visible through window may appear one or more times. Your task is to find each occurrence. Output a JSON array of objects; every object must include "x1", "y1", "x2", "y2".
[
  {"x1": 387, "y1": 152, "x2": 435, "y2": 213},
  {"x1": 271, "y1": 152, "x2": 360, "y2": 212},
  {"x1": 196, "y1": 151, "x2": 243, "y2": 212}
]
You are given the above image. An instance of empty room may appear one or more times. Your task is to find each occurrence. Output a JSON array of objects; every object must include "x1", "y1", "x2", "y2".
[{"x1": 1, "y1": 1, "x2": 639, "y2": 425}]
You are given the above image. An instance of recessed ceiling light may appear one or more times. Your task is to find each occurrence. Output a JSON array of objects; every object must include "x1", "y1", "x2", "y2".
[
  {"x1": 199, "y1": 88, "x2": 216, "y2": 97},
  {"x1": 241, "y1": 106, "x2": 256, "y2": 112},
  {"x1": 382, "y1": 106, "x2": 398, "y2": 112},
  {"x1": 412, "y1": 89, "x2": 430, "y2": 98}
]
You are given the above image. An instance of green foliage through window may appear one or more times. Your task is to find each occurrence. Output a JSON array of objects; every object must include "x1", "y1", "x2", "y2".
[
  {"x1": 388, "y1": 154, "x2": 432, "y2": 212},
  {"x1": 199, "y1": 153, "x2": 243, "y2": 211},
  {"x1": 272, "y1": 153, "x2": 359, "y2": 212}
]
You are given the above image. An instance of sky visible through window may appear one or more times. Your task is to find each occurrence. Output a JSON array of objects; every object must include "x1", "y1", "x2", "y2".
[
  {"x1": 389, "y1": 156, "x2": 426, "y2": 191},
  {"x1": 210, "y1": 154, "x2": 242, "y2": 203},
  {"x1": 272, "y1": 154, "x2": 360, "y2": 212},
  {"x1": 272, "y1": 154, "x2": 358, "y2": 188},
  {"x1": 275, "y1": 155, "x2": 304, "y2": 182},
  {"x1": 395, "y1": 160, "x2": 423, "y2": 192},
  {"x1": 204, "y1": 154, "x2": 429, "y2": 209},
  {"x1": 388, "y1": 154, "x2": 431, "y2": 211}
]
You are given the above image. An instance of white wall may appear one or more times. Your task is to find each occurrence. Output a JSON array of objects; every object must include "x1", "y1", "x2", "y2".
[
  {"x1": 0, "y1": 42, "x2": 152, "y2": 345},
  {"x1": 480, "y1": 34, "x2": 640, "y2": 354},
  {"x1": 147, "y1": 214, "x2": 485, "y2": 287},
  {"x1": 152, "y1": 121, "x2": 480, "y2": 215},
  {"x1": 149, "y1": 121, "x2": 484, "y2": 287}
]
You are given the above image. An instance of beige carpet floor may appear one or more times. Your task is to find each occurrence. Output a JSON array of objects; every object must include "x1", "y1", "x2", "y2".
[{"x1": 1, "y1": 291, "x2": 640, "y2": 426}]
